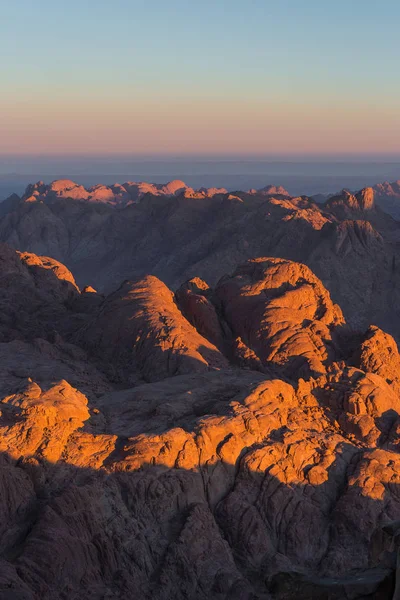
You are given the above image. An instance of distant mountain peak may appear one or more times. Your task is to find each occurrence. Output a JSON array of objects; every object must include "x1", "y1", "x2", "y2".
[
  {"x1": 256, "y1": 184, "x2": 290, "y2": 196},
  {"x1": 325, "y1": 186, "x2": 375, "y2": 215},
  {"x1": 17, "y1": 178, "x2": 229, "y2": 207},
  {"x1": 355, "y1": 187, "x2": 375, "y2": 210}
]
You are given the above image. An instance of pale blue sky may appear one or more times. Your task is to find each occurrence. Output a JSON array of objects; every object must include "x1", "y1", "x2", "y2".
[{"x1": 1, "y1": 0, "x2": 399, "y2": 154}]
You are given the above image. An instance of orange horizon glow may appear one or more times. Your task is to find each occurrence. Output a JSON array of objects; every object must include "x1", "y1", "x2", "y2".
[
  {"x1": 2, "y1": 1, "x2": 400, "y2": 157},
  {"x1": 2, "y1": 92, "x2": 399, "y2": 156}
]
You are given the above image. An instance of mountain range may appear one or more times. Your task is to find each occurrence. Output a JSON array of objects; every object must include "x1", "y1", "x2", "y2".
[
  {"x1": 2, "y1": 178, "x2": 400, "y2": 598},
  {"x1": 2, "y1": 178, "x2": 400, "y2": 341}
]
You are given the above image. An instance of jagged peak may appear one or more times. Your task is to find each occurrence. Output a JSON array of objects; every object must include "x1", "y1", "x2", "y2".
[
  {"x1": 11, "y1": 179, "x2": 233, "y2": 208},
  {"x1": 248, "y1": 184, "x2": 290, "y2": 197},
  {"x1": 326, "y1": 186, "x2": 375, "y2": 214},
  {"x1": 355, "y1": 187, "x2": 374, "y2": 210}
]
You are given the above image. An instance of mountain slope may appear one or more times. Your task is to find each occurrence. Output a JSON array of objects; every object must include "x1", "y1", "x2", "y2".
[
  {"x1": 0, "y1": 246, "x2": 400, "y2": 598},
  {"x1": 2, "y1": 180, "x2": 400, "y2": 344},
  {"x1": 372, "y1": 180, "x2": 400, "y2": 218}
]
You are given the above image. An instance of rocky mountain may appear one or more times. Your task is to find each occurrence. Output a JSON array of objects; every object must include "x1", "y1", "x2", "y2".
[
  {"x1": 2, "y1": 179, "x2": 400, "y2": 345},
  {"x1": 1, "y1": 244, "x2": 400, "y2": 598},
  {"x1": 314, "y1": 181, "x2": 400, "y2": 220},
  {"x1": 19, "y1": 179, "x2": 229, "y2": 208},
  {"x1": 372, "y1": 181, "x2": 400, "y2": 219}
]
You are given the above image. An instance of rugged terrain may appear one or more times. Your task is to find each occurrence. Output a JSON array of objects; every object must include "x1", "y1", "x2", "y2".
[
  {"x1": 0, "y1": 238, "x2": 400, "y2": 598},
  {"x1": 2, "y1": 179, "x2": 400, "y2": 345},
  {"x1": 370, "y1": 181, "x2": 400, "y2": 219}
]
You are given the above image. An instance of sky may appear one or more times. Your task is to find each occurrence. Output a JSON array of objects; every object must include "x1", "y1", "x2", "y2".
[{"x1": 1, "y1": 0, "x2": 400, "y2": 156}]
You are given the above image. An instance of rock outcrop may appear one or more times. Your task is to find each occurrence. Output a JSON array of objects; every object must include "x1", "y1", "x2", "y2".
[
  {"x1": 0, "y1": 243, "x2": 81, "y2": 341},
  {"x1": 175, "y1": 277, "x2": 229, "y2": 351},
  {"x1": 372, "y1": 180, "x2": 400, "y2": 219},
  {"x1": 254, "y1": 184, "x2": 291, "y2": 197},
  {"x1": 0, "y1": 243, "x2": 399, "y2": 598},
  {"x1": 325, "y1": 187, "x2": 375, "y2": 217},
  {"x1": 215, "y1": 257, "x2": 344, "y2": 378},
  {"x1": 353, "y1": 325, "x2": 400, "y2": 395},
  {"x1": 79, "y1": 275, "x2": 228, "y2": 383},
  {"x1": 3, "y1": 179, "x2": 400, "y2": 348}
]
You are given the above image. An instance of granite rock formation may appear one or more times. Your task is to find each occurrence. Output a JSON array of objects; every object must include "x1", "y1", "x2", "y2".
[
  {"x1": 0, "y1": 245, "x2": 400, "y2": 598},
  {"x1": 2, "y1": 181, "x2": 400, "y2": 347}
]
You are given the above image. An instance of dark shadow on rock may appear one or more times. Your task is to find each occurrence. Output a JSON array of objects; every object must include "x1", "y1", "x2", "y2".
[{"x1": 0, "y1": 448, "x2": 399, "y2": 600}]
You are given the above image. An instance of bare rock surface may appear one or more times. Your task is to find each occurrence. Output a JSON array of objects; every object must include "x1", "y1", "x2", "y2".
[
  {"x1": 175, "y1": 277, "x2": 229, "y2": 351},
  {"x1": 79, "y1": 275, "x2": 228, "y2": 384},
  {"x1": 0, "y1": 245, "x2": 400, "y2": 598},
  {"x1": 0, "y1": 244, "x2": 81, "y2": 341},
  {"x1": 372, "y1": 180, "x2": 400, "y2": 219},
  {"x1": 3, "y1": 180, "x2": 400, "y2": 347},
  {"x1": 326, "y1": 187, "x2": 376, "y2": 217},
  {"x1": 354, "y1": 325, "x2": 400, "y2": 395},
  {"x1": 215, "y1": 257, "x2": 344, "y2": 378}
]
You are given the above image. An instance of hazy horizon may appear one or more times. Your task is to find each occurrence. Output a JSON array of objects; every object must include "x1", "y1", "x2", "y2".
[
  {"x1": 2, "y1": 1, "x2": 399, "y2": 188},
  {"x1": 1, "y1": 154, "x2": 400, "y2": 200}
]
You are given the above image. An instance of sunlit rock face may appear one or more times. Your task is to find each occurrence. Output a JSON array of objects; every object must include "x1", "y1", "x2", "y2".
[
  {"x1": 214, "y1": 257, "x2": 345, "y2": 379},
  {"x1": 325, "y1": 187, "x2": 376, "y2": 217},
  {"x1": 3, "y1": 180, "x2": 400, "y2": 350},
  {"x1": 78, "y1": 275, "x2": 228, "y2": 384},
  {"x1": 17, "y1": 178, "x2": 226, "y2": 207},
  {"x1": 1, "y1": 244, "x2": 400, "y2": 599}
]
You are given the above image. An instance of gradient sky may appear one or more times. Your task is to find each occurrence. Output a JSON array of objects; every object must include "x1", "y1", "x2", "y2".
[{"x1": 1, "y1": 0, "x2": 399, "y2": 155}]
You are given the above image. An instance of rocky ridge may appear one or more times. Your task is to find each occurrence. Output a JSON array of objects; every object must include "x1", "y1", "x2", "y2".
[
  {"x1": 372, "y1": 180, "x2": 400, "y2": 219},
  {"x1": 0, "y1": 244, "x2": 400, "y2": 598},
  {"x1": 3, "y1": 180, "x2": 400, "y2": 346},
  {"x1": 20, "y1": 179, "x2": 230, "y2": 207}
]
